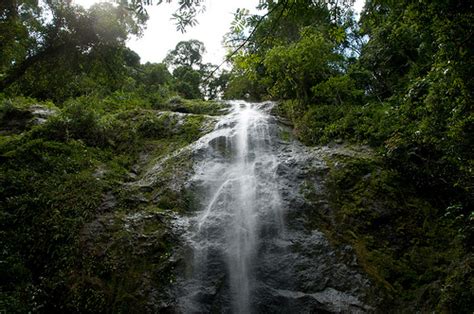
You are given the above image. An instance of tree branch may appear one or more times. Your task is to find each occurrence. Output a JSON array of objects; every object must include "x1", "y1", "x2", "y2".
[{"x1": 202, "y1": 1, "x2": 287, "y2": 83}]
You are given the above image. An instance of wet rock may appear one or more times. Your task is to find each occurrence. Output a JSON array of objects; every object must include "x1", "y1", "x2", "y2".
[
  {"x1": 262, "y1": 287, "x2": 372, "y2": 313},
  {"x1": 208, "y1": 135, "x2": 230, "y2": 156},
  {"x1": 79, "y1": 101, "x2": 381, "y2": 312},
  {"x1": 98, "y1": 191, "x2": 117, "y2": 212},
  {"x1": 0, "y1": 104, "x2": 56, "y2": 134},
  {"x1": 79, "y1": 209, "x2": 179, "y2": 312},
  {"x1": 30, "y1": 105, "x2": 56, "y2": 125},
  {"x1": 0, "y1": 108, "x2": 31, "y2": 134},
  {"x1": 169, "y1": 101, "x2": 380, "y2": 313}
]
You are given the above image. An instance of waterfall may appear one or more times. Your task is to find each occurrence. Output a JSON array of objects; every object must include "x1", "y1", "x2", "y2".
[
  {"x1": 175, "y1": 100, "x2": 371, "y2": 313},
  {"x1": 178, "y1": 101, "x2": 282, "y2": 313}
]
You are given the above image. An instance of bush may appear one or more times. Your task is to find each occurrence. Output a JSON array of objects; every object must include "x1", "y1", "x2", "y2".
[
  {"x1": 0, "y1": 137, "x2": 105, "y2": 311},
  {"x1": 280, "y1": 100, "x2": 398, "y2": 147},
  {"x1": 167, "y1": 95, "x2": 185, "y2": 106},
  {"x1": 34, "y1": 100, "x2": 106, "y2": 147}
]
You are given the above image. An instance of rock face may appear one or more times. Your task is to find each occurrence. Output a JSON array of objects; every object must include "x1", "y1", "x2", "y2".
[
  {"x1": 79, "y1": 209, "x2": 180, "y2": 312},
  {"x1": 79, "y1": 102, "x2": 381, "y2": 313},
  {"x1": 0, "y1": 104, "x2": 56, "y2": 134},
  {"x1": 168, "y1": 101, "x2": 379, "y2": 313}
]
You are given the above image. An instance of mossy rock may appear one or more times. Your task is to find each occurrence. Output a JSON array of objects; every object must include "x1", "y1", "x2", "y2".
[{"x1": 303, "y1": 148, "x2": 472, "y2": 311}]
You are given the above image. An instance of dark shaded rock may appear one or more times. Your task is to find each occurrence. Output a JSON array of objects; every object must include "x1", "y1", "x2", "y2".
[
  {"x1": 29, "y1": 105, "x2": 56, "y2": 125},
  {"x1": 98, "y1": 191, "x2": 117, "y2": 212},
  {"x1": 0, "y1": 104, "x2": 56, "y2": 134},
  {"x1": 168, "y1": 102, "x2": 381, "y2": 313},
  {"x1": 79, "y1": 209, "x2": 180, "y2": 312}
]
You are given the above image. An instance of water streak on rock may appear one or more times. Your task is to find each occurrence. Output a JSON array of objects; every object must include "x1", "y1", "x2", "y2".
[{"x1": 175, "y1": 101, "x2": 373, "y2": 313}]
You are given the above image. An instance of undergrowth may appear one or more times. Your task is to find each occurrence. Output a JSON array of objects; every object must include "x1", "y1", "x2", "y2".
[{"x1": 0, "y1": 94, "x2": 223, "y2": 311}]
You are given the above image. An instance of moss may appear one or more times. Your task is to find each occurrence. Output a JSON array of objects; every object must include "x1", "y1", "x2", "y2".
[
  {"x1": 279, "y1": 128, "x2": 292, "y2": 142},
  {"x1": 352, "y1": 238, "x2": 397, "y2": 293},
  {"x1": 0, "y1": 95, "x2": 222, "y2": 311},
  {"x1": 0, "y1": 135, "x2": 113, "y2": 311},
  {"x1": 438, "y1": 256, "x2": 474, "y2": 312},
  {"x1": 302, "y1": 151, "x2": 473, "y2": 310},
  {"x1": 164, "y1": 97, "x2": 229, "y2": 116},
  {"x1": 69, "y1": 208, "x2": 178, "y2": 312}
]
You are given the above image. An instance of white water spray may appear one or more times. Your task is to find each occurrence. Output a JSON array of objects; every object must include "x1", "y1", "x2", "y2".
[{"x1": 180, "y1": 101, "x2": 283, "y2": 313}]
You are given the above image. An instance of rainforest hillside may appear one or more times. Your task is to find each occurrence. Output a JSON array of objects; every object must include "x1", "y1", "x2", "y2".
[{"x1": 0, "y1": 0, "x2": 472, "y2": 312}]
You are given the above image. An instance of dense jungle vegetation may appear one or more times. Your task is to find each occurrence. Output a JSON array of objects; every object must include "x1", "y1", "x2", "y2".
[{"x1": 0, "y1": 0, "x2": 472, "y2": 312}]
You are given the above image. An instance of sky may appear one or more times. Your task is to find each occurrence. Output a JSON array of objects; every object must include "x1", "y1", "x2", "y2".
[
  {"x1": 74, "y1": 0, "x2": 365, "y2": 65},
  {"x1": 126, "y1": 0, "x2": 262, "y2": 64}
]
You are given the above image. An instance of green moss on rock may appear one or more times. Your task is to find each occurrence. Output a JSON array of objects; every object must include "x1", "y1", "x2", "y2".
[{"x1": 304, "y1": 151, "x2": 473, "y2": 311}]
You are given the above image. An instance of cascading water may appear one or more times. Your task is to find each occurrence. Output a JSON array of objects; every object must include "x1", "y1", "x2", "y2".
[
  {"x1": 177, "y1": 101, "x2": 283, "y2": 313},
  {"x1": 174, "y1": 100, "x2": 373, "y2": 313}
]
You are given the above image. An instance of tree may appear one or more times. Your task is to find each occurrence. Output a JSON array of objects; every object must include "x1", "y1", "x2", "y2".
[
  {"x1": 114, "y1": 0, "x2": 205, "y2": 32},
  {"x1": 0, "y1": 0, "x2": 214, "y2": 98},
  {"x1": 200, "y1": 65, "x2": 230, "y2": 100},
  {"x1": 164, "y1": 39, "x2": 205, "y2": 69},
  {"x1": 0, "y1": 1, "x2": 143, "y2": 100},
  {"x1": 141, "y1": 63, "x2": 173, "y2": 87},
  {"x1": 172, "y1": 65, "x2": 202, "y2": 99},
  {"x1": 223, "y1": 0, "x2": 355, "y2": 101},
  {"x1": 164, "y1": 40, "x2": 229, "y2": 99},
  {"x1": 0, "y1": 0, "x2": 42, "y2": 80},
  {"x1": 263, "y1": 28, "x2": 342, "y2": 101}
]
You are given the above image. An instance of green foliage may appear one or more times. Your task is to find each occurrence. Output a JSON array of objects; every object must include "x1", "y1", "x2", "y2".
[
  {"x1": 140, "y1": 62, "x2": 173, "y2": 92},
  {"x1": 229, "y1": 0, "x2": 473, "y2": 310},
  {"x1": 164, "y1": 39, "x2": 205, "y2": 68},
  {"x1": 286, "y1": 101, "x2": 397, "y2": 147},
  {"x1": 224, "y1": 0, "x2": 352, "y2": 101},
  {"x1": 101, "y1": 91, "x2": 152, "y2": 112},
  {"x1": 311, "y1": 75, "x2": 364, "y2": 106},
  {"x1": 0, "y1": 93, "x2": 218, "y2": 310},
  {"x1": 1, "y1": 2, "x2": 145, "y2": 101},
  {"x1": 307, "y1": 154, "x2": 473, "y2": 310},
  {"x1": 173, "y1": 65, "x2": 203, "y2": 99},
  {"x1": 162, "y1": 40, "x2": 231, "y2": 100},
  {"x1": 264, "y1": 28, "x2": 341, "y2": 101},
  {"x1": 0, "y1": 0, "x2": 43, "y2": 76},
  {"x1": 0, "y1": 137, "x2": 105, "y2": 311},
  {"x1": 224, "y1": 72, "x2": 263, "y2": 100},
  {"x1": 1, "y1": 2, "x2": 222, "y2": 104},
  {"x1": 200, "y1": 65, "x2": 231, "y2": 100},
  {"x1": 164, "y1": 96, "x2": 227, "y2": 115}
]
